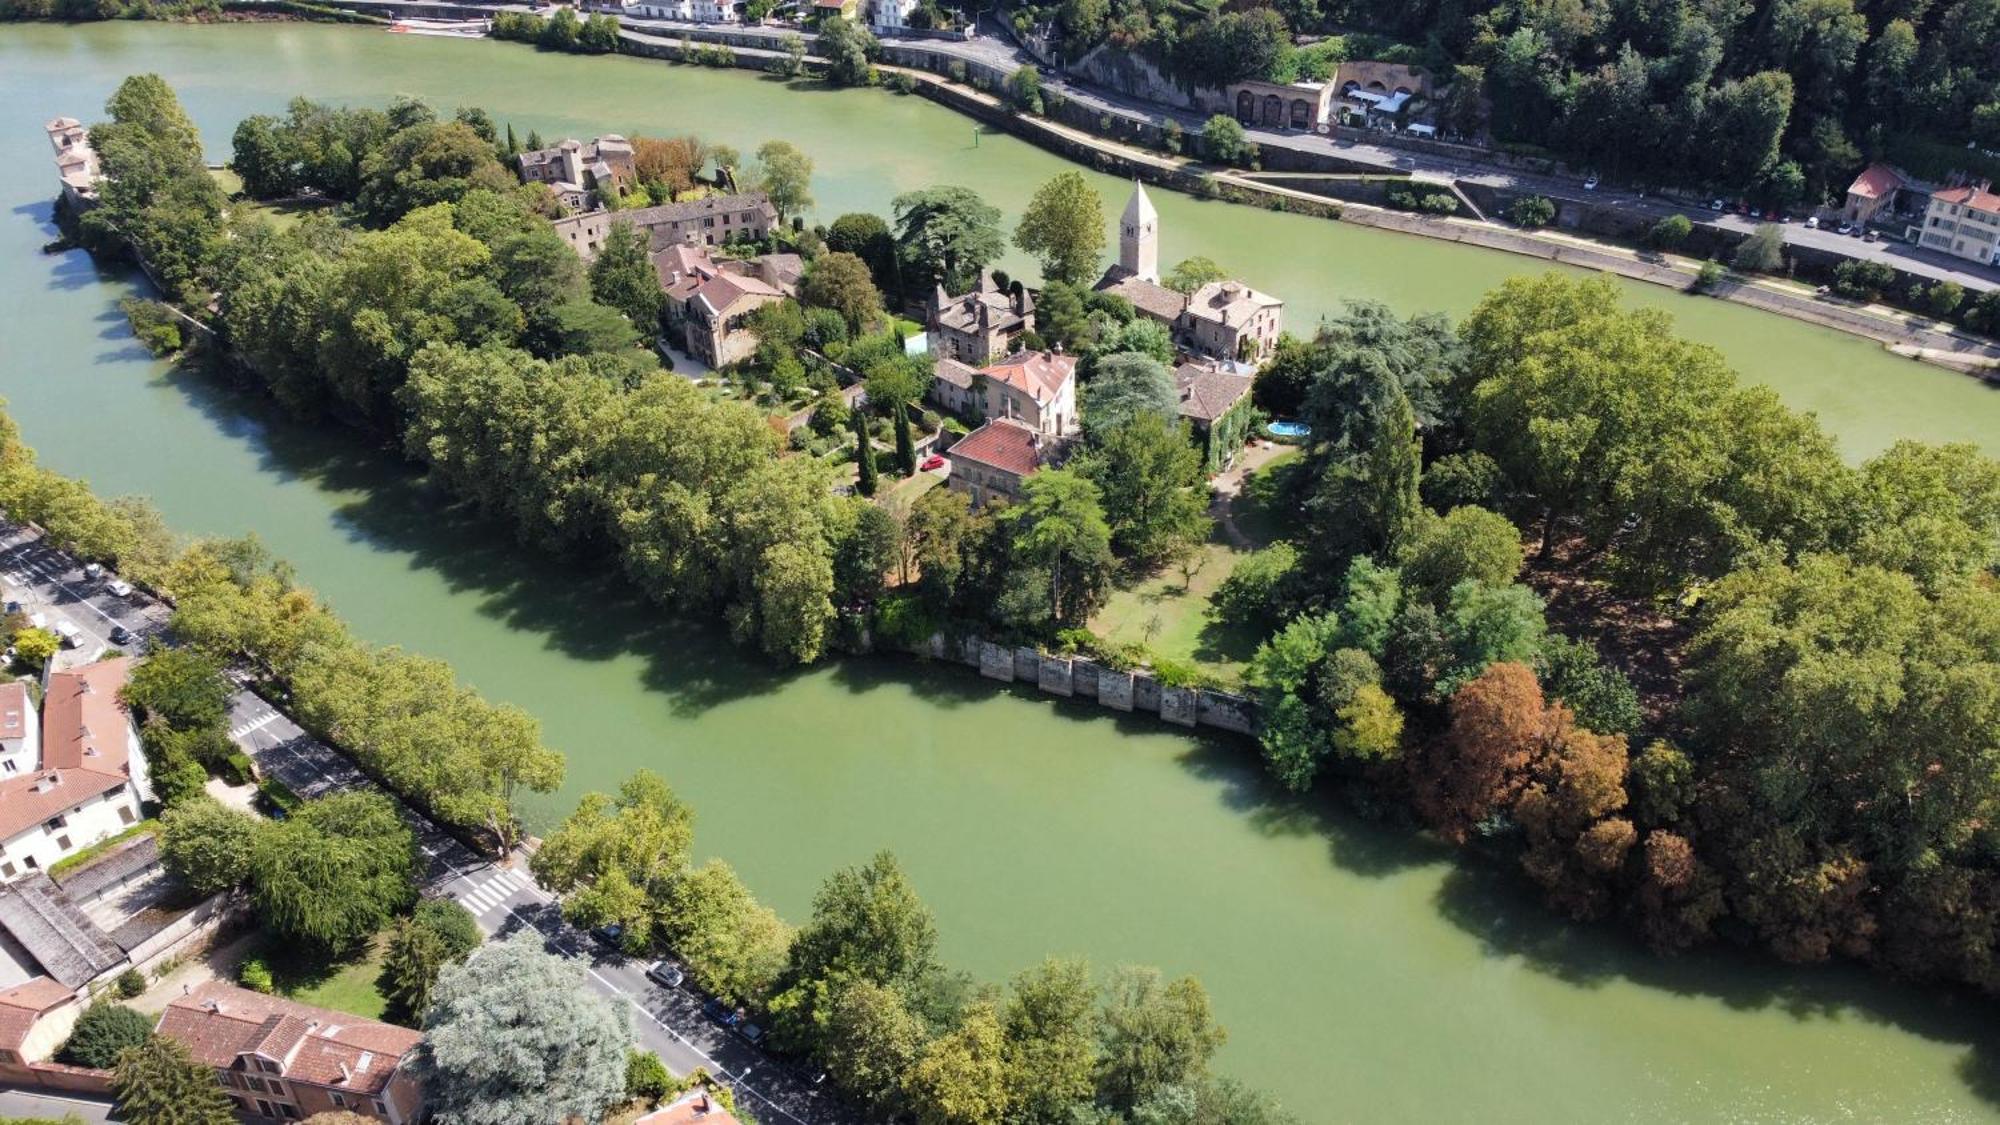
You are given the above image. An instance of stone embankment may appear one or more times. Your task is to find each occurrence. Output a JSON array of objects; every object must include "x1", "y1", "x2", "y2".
[{"x1": 915, "y1": 632, "x2": 1257, "y2": 737}]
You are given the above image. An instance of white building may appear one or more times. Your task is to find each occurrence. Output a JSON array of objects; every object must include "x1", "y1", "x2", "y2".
[
  {"x1": 870, "y1": 0, "x2": 919, "y2": 33},
  {"x1": 1118, "y1": 179, "x2": 1159, "y2": 283},
  {"x1": 0, "y1": 659, "x2": 148, "y2": 884},
  {"x1": 0, "y1": 682, "x2": 39, "y2": 780},
  {"x1": 1919, "y1": 181, "x2": 2000, "y2": 266}
]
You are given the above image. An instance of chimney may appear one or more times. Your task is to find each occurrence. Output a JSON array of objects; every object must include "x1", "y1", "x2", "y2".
[{"x1": 338, "y1": 1061, "x2": 352, "y2": 1083}]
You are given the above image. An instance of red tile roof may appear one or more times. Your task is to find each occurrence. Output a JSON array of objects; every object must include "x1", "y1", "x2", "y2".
[
  {"x1": 0, "y1": 976, "x2": 75, "y2": 1051},
  {"x1": 1933, "y1": 183, "x2": 2000, "y2": 213},
  {"x1": 636, "y1": 1089, "x2": 743, "y2": 1124},
  {"x1": 0, "y1": 769, "x2": 126, "y2": 842},
  {"x1": 980, "y1": 351, "x2": 1075, "y2": 405},
  {"x1": 42, "y1": 658, "x2": 134, "y2": 774},
  {"x1": 0, "y1": 681, "x2": 30, "y2": 744},
  {"x1": 946, "y1": 418, "x2": 1044, "y2": 478},
  {"x1": 157, "y1": 983, "x2": 421, "y2": 1097},
  {"x1": 1846, "y1": 163, "x2": 1905, "y2": 200}
]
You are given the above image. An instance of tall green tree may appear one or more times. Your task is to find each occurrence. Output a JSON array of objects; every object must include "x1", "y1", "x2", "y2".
[
  {"x1": 1003, "y1": 469, "x2": 1117, "y2": 627},
  {"x1": 893, "y1": 186, "x2": 1005, "y2": 293},
  {"x1": 1096, "y1": 966, "x2": 1227, "y2": 1112},
  {"x1": 588, "y1": 220, "x2": 663, "y2": 345},
  {"x1": 1077, "y1": 414, "x2": 1212, "y2": 565},
  {"x1": 111, "y1": 1036, "x2": 238, "y2": 1125},
  {"x1": 753, "y1": 139, "x2": 816, "y2": 221},
  {"x1": 1080, "y1": 353, "x2": 1177, "y2": 443},
  {"x1": 249, "y1": 791, "x2": 418, "y2": 956},
  {"x1": 1013, "y1": 172, "x2": 1107, "y2": 284}
]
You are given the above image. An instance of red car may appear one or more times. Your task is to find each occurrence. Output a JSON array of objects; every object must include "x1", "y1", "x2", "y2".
[{"x1": 921, "y1": 454, "x2": 946, "y2": 471}]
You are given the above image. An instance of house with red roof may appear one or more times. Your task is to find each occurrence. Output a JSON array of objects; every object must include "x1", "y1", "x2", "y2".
[
  {"x1": 0, "y1": 658, "x2": 147, "y2": 883},
  {"x1": 1919, "y1": 180, "x2": 2000, "y2": 266},
  {"x1": 156, "y1": 982, "x2": 426, "y2": 1123},
  {"x1": 976, "y1": 350, "x2": 1078, "y2": 438},
  {"x1": 1843, "y1": 163, "x2": 1911, "y2": 226},
  {"x1": 0, "y1": 976, "x2": 82, "y2": 1077},
  {"x1": 635, "y1": 1087, "x2": 743, "y2": 1124},
  {"x1": 944, "y1": 417, "x2": 1047, "y2": 508},
  {"x1": 653, "y1": 243, "x2": 804, "y2": 369}
]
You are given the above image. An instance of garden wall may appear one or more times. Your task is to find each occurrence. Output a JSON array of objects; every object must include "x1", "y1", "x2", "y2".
[{"x1": 924, "y1": 632, "x2": 1255, "y2": 735}]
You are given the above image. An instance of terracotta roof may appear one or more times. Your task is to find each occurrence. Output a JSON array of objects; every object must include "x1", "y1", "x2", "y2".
[
  {"x1": 0, "y1": 977, "x2": 76, "y2": 1052},
  {"x1": 1093, "y1": 267, "x2": 1186, "y2": 323},
  {"x1": 946, "y1": 418, "x2": 1044, "y2": 478},
  {"x1": 636, "y1": 1089, "x2": 743, "y2": 1124},
  {"x1": 980, "y1": 351, "x2": 1075, "y2": 405},
  {"x1": 693, "y1": 271, "x2": 787, "y2": 319},
  {"x1": 0, "y1": 875, "x2": 124, "y2": 988},
  {"x1": 158, "y1": 983, "x2": 421, "y2": 1097},
  {"x1": 1186, "y1": 279, "x2": 1282, "y2": 328},
  {"x1": 0, "y1": 769, "x2": 127, "y2": 844},
  {"x1": 1846, "y1": 163, "x2": 1905, "y2": 200},
  {"x1": 42, "y1": 657, "x2": 134, "y2": 775},
  {"x1": 934, "y1": 272, "x2": 1032, "y2": 336},
  {"x1": 0, "y1": 681, "x2": 31, "y2": 744},
  {"x1": 1933, "y1": 183, "x2": 2000, "y2": 213},
  {"x1": 1174, "y1": 362, "x2": 1253, "y2": 423},
  {"x1": 653, "y1": 243, "x2": 717, "y2": 290}
]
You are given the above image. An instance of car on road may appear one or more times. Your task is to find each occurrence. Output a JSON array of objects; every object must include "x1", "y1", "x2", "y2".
[
  {"x1": 1709, "y1": 199, "x2": 1724, "y2": 211},
  {"x1": 1805, "y1": 215, "x2": 1819, "y2": 229},
  {"x1": 106, "y1": 579, "x2": 133, "y2": 598},
  {"x1": 109, "y1": 624, "x2": 133, "y2": 646},
  {"x1": 1837, "y1": 221, "x2": 1855, "y2": 234},
  {"x1": 1582, "y1": 174, "x2": 1599, "y2": 191},
  {"x1": 591, "y1": 923, "x2": 625, "y2": 950},
  {"x1": 703, "y1": 997, "x2": 739, "y2": 1027},
  {"x1": 646, "y1": 960, "x2": 685, "y2": 989}
]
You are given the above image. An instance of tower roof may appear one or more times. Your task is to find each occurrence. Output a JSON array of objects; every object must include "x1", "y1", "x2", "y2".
[{"x1": 1123, "y1": 180, "x2": 1157, "y2": 228}]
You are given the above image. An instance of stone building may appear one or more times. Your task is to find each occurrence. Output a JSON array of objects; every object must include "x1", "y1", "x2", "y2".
[
  {"x1": 1919, "y1": 180, "x2": 2000, "y2": 266},
  {"x1": 927, "y1": 272, "x2": 1035, "y2": 365},
  {"x1": 551, "y1": 192, "x2": 779, "y2": 262},
  {"x1": 516, "y1": 135, "x2": 636, "y2": 211}
]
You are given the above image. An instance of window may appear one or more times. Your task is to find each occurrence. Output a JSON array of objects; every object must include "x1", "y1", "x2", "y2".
[
  {"x1": 280, "y1": 1105, "x2": 300, "y2": 1120},
  {"x1": 55, "y1": 835, "x2": 71, "y2": 851},
  {"x1": 330, "y1": 1093, "x2": 348, "y2": 1109},
  {"x1": 373, "y1": 1100, "x2": 388, "y2": 1114},
  {"x1": 43, "y1": 814, "x2": 65, "y2": 831},
  {"x1": 117, "y1": 806, "x2": 135, "y2": 825},
  {"x1": 256, "y1": 1101, "x2": 276, "y2": 1119},
  {"x1": 0, "y1": 862, "x2": 11, "y2": 878},
  {"x1": 245, "y1": 1076, "x2": 266, "y2": 1093}
]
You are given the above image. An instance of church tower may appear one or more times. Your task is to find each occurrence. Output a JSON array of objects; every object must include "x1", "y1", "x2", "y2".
[{"x1": 1119, "y1": 180, "x2": 1159, "y2": 283}]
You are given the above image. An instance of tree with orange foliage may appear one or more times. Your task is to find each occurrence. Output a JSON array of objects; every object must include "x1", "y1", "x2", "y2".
[
  {"x1": 1515, "y1": 719, "x2": 1634, "y2": 919},
  {"x1": 1412, "y1": 662, "x2": 1550, "y2": 844},
  {"x1": 631, "y1": 134, "x2": 709, "y2": 202},
  {"x1": 1633, "y1": 830, "x2": 1725, "y2": 953}
]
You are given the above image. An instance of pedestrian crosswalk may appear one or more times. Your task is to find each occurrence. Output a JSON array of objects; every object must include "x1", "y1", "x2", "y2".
[
  {"x1": 457, "y1": 866, "x2": 536, "y2": 918},
  {"x1": 228, "y1": 711, "x2": 280, "y2": 739}
]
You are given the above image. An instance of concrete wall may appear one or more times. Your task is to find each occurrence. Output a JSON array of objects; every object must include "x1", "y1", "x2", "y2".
[{"x1": 920, "y1": 633, "x2": 1255, "y2": 735}]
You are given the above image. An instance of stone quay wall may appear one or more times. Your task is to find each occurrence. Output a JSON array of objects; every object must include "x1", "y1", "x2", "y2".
[{"x1": 923, "y1": 633, "x2": 1256, "y2": 736}]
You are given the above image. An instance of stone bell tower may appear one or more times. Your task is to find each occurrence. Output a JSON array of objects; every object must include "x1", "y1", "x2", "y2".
[{"x1": 1119, "y1": 180, "x2": 1159, "y2": 283}]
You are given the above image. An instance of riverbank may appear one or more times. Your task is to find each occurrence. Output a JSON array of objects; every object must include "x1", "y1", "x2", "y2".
[{"x1": 219, "y1": 0, "x2": 2000, "y2": 377}]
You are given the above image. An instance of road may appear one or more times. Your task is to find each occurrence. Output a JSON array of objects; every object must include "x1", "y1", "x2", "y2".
[{"x1": 0, "y1": 522, "x2": 845, "y2": 1125}]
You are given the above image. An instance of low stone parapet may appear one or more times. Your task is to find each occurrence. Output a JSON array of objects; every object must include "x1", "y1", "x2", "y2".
[
  {"x1": 1097, "y1": 668, "x2": 1135, "y2": 711},
  {"x1": 979, "y1": 640, "x2": 1014, "y2": 681},
  {"x1": 1038, "y1": 653, "x2": 1074, "y2": 696},
  {"x1": 1071, "y1": 658, "x2": 1102, "y2": 700},
  {"x1": 1159, "y1": 685, "x2": 1198, "y2": 726},
  {"x1": 1014, "y1": 645, "x2": 1041, "y2": 681}
]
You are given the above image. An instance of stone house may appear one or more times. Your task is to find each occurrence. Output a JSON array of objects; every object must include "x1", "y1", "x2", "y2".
[
  {"x1": 977, "y1": 350, "x2": 1077, "y2": 437},
  {"x1": 157, "y1": 982, "x2": 426, "y2": 1123},
  {"x1": 945, "y1": 417, "x2": 1046, "y2": 508},
  {"x1": 655, "y1": 244, "x2": 803, "y2": 367},
  {"x1": 0, "y1": 977, "x2": 82, "y2": 1076},
  {"x1": 1174, "y1": 361, "x2": 1256, "y2": 470},
  {"x1": 930, "y1": 357, "x2": 982, "y2": 418},
  {"x1": 551, "y1": 192, "x2": 779, "y2": 262},
  {"x1": 1223, "y1": 78, "x2": 1336, "y2": 131},
  {"x1": 516, "y1": 135, "x2": 636, "y2": 211},
  {"x1": 927, "y1": 272, "x2": 1035, "y2": 365},
  {"x1": 0, "y1": 658, "x2": 148, "y2": 883},
  {"x1": 45, "y1": 117, "x2": 102, "y2": 209},
  {"x1": 1181, "y1": 279, "x2": 1284, "y2": 363}
]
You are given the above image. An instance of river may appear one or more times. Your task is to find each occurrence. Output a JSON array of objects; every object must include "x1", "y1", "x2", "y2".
[{"x1": 4, "y1": 22, "x2": 1999, "y2": 1122}]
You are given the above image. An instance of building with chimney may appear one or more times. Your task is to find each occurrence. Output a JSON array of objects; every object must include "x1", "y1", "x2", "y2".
[
  {"x1": 45, "y1": 117, "x2": 102, "y2": 210},
  {"x1": 927, "y1": 271, "x2": 1035, "y2": 365},
  {"x1": 1093, "y1": 182, "x2": 1285, "y2": 363},
  {"x1": 944, "y1": 418, "x2": 1046, "y2": 508},
  {"x1": 157, "y1": 982, "x2": 426, "y2": 1122},
  {"x1": 551, "y1": 192, "x2": 779, "y2": 262},
  {"x1": 516, "y1": 135, "x2": 637, "y2": 212},
  {"x1": 637, "y1": 1087, "x2": 743, "y2": 1124},
  {"x1": 1919, "y1": 179, "x2": 2000, "y2": 266},
  {"x1": 0, "y1": 659, "x2": 147, "y2": 883},
  {"x1": 653, "y1": 243, "x2": 804, "y2": 367}
]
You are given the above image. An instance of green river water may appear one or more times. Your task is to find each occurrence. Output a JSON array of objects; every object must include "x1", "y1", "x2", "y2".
[{"x1": 4, "y1": 22, "x2": 2000, "y2": 1122}]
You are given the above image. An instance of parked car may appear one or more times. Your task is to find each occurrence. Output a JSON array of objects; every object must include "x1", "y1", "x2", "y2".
[
  {"x1": 1582, "y1": 174, "x2": 1599, "y2": 191},
  {"x1": 1863, "y1": 230, "x2": 1878, "y2": 242},
  {"x1": 646, "y1": 961, "x2": 685, "y2": 989},
  {"x1": 1804, "y1": 215, "x2": 1820, "y2": 229},
  {"x1": 737, "y1": 1018, "x2": 766, "y2": 1046},
  {"x1": 109, "y1": 624, "x2": 132, "y2": 646},
  {"x1": 591, "y1": 923, "x2": 625, "y2": 950},
  {"x1": 3, "y1": 599, "x2": 21, "y2": 615},
  {"x1": 703, "y1": 997, "x2": 739, "y2": 1027},
  {"x1": 1709, "y1": 198, "x2": 1725, "y2": 211},
  {"x1": 1837, "y1": 221, "x2": 1855, "y2": 234},
  {"x1": 920, "y1": 454, "x2": 945, "y2": 471},
  {"x1": 106, "y1": 579, "x2": 133, "y2": 598},
  {"x1": 83, "y1": 563, "x2": 104, "y2": 581},
  {"x1": 53, "y1": 621, "x2": 83, "y2": 648}
]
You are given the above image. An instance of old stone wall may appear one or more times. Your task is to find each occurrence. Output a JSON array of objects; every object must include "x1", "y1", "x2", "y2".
[{"x1": 917, "y1": 634, "x2": 1255, "y2": 735}]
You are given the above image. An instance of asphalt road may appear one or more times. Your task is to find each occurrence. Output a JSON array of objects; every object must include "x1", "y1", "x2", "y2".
[{"x1": 0, "y1": 521, "x2": 846, "y2": 1125}]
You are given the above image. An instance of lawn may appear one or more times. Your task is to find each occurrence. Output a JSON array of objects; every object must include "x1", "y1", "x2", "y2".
[
  {"x1": 1088, "y1": 447, "x2": 1303, "y2": 688},
  {"x1": 878, "y1": 466, "x2": 943, "y2": 513},
  {"x1": 211, "y1": 168, "x2": 336, "y2": 231},
  {"x1": 257, "y1": 932, "x2": 394, "y2": 1021}
]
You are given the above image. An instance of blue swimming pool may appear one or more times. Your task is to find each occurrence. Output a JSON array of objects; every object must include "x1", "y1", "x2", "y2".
[{"x1": 1267, "y1": 421, "x2": 1311, "y2": 438}]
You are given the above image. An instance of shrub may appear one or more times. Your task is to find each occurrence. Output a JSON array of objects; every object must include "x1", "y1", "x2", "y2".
[
  {"x1": 888, "y1": 70, "x2": 917, "y2": 94},
  {"x1": 1693, "y1": 260, "x2": 1725, "y2": 293},
  {"x1": 221, "y1": 750, "x2": 257, "y2": 787},
  {"x1": 1162, "y1": 118, "x2": 1183, "y2": 155},
  {"x1": 115, "y1": 968, "x2": 147, "y2": 1000},
  {"x1": 1386, "y1": 185, "x2": 1459, "y2": 215},
  {"x1": 1832, "y1": 259, "x2": 1897, "y2": 301},
  {"x1": 626, "y1": 1049, "x2": 678, "y2": 1102},
  {"x1": 59, "y1": 1003, "x2": 153, "y2": 1068},
  {"x1": 1213, "y1": 543, "x2": 1299, "y2": 630},
  {"x1": 239, "y1": 956, "x2": 274, "y2": 994},
  {"x1": 1730, "y1": 223, "x2": 1784, "y2": 273},
  {"x1": 1202, "y1": 114, "x2": 1248, "y2": 164},
  {"x1": 1150, "y1": 657, "x2": 1218, "y2": 690},
  {"x1": 1647, "y1": 213, "x2": 1692, "y2": 249},
  {"x1": 120, "y1": 298, "x2": 183, "y2": 356},
  {"x1": 1926, "y1": 280, "x2": 1966, "y2": 318},
  {"x1": 1506, "y1": 195, "x2": 1555, "y2": 228}
]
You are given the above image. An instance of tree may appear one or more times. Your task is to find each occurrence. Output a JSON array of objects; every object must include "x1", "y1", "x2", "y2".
[
  {"x1": 12, "y1": 627, "x2": 59, "y2": 671},
  {"x1": 819, "y1": 978, "x2": 928, "y2": 1113},
  {"x1": 1006, "y1": 65, "x2": 1046, "y2": 114},
  {"x1": 893, "y1": 186, "x2": 1004, "y2": 292},
  {"x1": 589, "y1": 221, "x2": 663, "y2": 344},
  {"x1": 753, "y1": 139, "x2": 815, "y2": 221},
  {"x1": 802, "y1": 251, "x2": 883, "y2": 332},
  {"x1": 1013, "y1": 172, "x2": 1106, "y2": 284},
  {"x1": 1397, "y1": 506, "x2": 1524, "y2": 606},
  {"x1": 1648, "y1": 214, "x2": 1693, "y2": 249},
  {"x1": 1413, "y1": 662, "x2": 1553, "y2": 843},
  {"x1": 854, "y1": 404, "x2": 880, "y2": 497},
  {"x1": 159, "y1": 796, "x2": 258, "y2": 895},
  {"x1": 1731, "y1": 222, "x2": 1785, "y2": 272},
  {"x1": 1506, "y1": 196, "x2": 1556, "y2": 227},
  {"x1": 1078, "y1": 413, "x2": 1211, "y2": 565},
  {"x1": 111, "y1": 1036, "x2": 238, "y2": 1125},
  {"x1": 1096, "y1": 965, "x2": 1226, "y2": 1112},
  {"x1": 778, "y1": 31, "x2": 809, "y2": 77},
  {"x1": 1201, "y1": 115, "x2": 1248, "y2": 164},
  {"x1": 826, "y1": 212, "x2": 899, "y2": 293},
  {"x1": 124, "y1": 650, "x2": 230, "y2": 734},
  {"x1": 531, "y1": 770, "x2": 694, "y2": 949},
  {"x1": 1850, "y1": 441, "x2": 2000, "y2": 591},
  {"x1": 659, "y1": 860, "x2": 793, "y2": 1007},
  {"x1": 249, "y1": 790, "x2": 417, "y2": 955},
  {"x1": 1535, "y1": 635, "x2": 1641, "y2": 736},
  {"x1": 1080, "y1": 353, "x2": 1177, "y2": 442},
  {"x1": 59, "y1": 1003, "x2": 154, "y2": 1069},
  {"x1": 785, "y1": 850, "x2": 940, "y2": 995},
  {"x1": 382, "y1": 899, "x2": 482, "y2": 1023},
  {"x1": 817, "y1": 17, "x2": 878, "y2": 86},
  {"x1": 626, "y1": 1049, "x2": 676, "y2": 1102},
  {"x1": 416, "y1": 931, "x2": 630, "y2": 1125},
  {"x1": 1001, "y1": 958, "x2": 1099, "y2": 1123},
  {"x1": 631, "y1": 134, "x2": 708, "y2": 200},
  {"x1": 905, "y1": 1001, "x2": 1010, "y2": 1125},
  {"x1": 354, "y1": 120, "x2": 514, "y2": 224},
  {"x1": 1173, "y1": 8, "x2": 1290, "y2": 88},
  {"x1": 1002, "y1": 470, "x2": 1116, "y2": 627},
  {"x1": 1164, "y1": 257, "x2": 1226, "y2": 296}
]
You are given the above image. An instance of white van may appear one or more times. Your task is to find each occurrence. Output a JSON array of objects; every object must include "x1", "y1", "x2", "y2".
[{"x1": 52, "y1": 620, "x2": 83, "y2": 648}]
